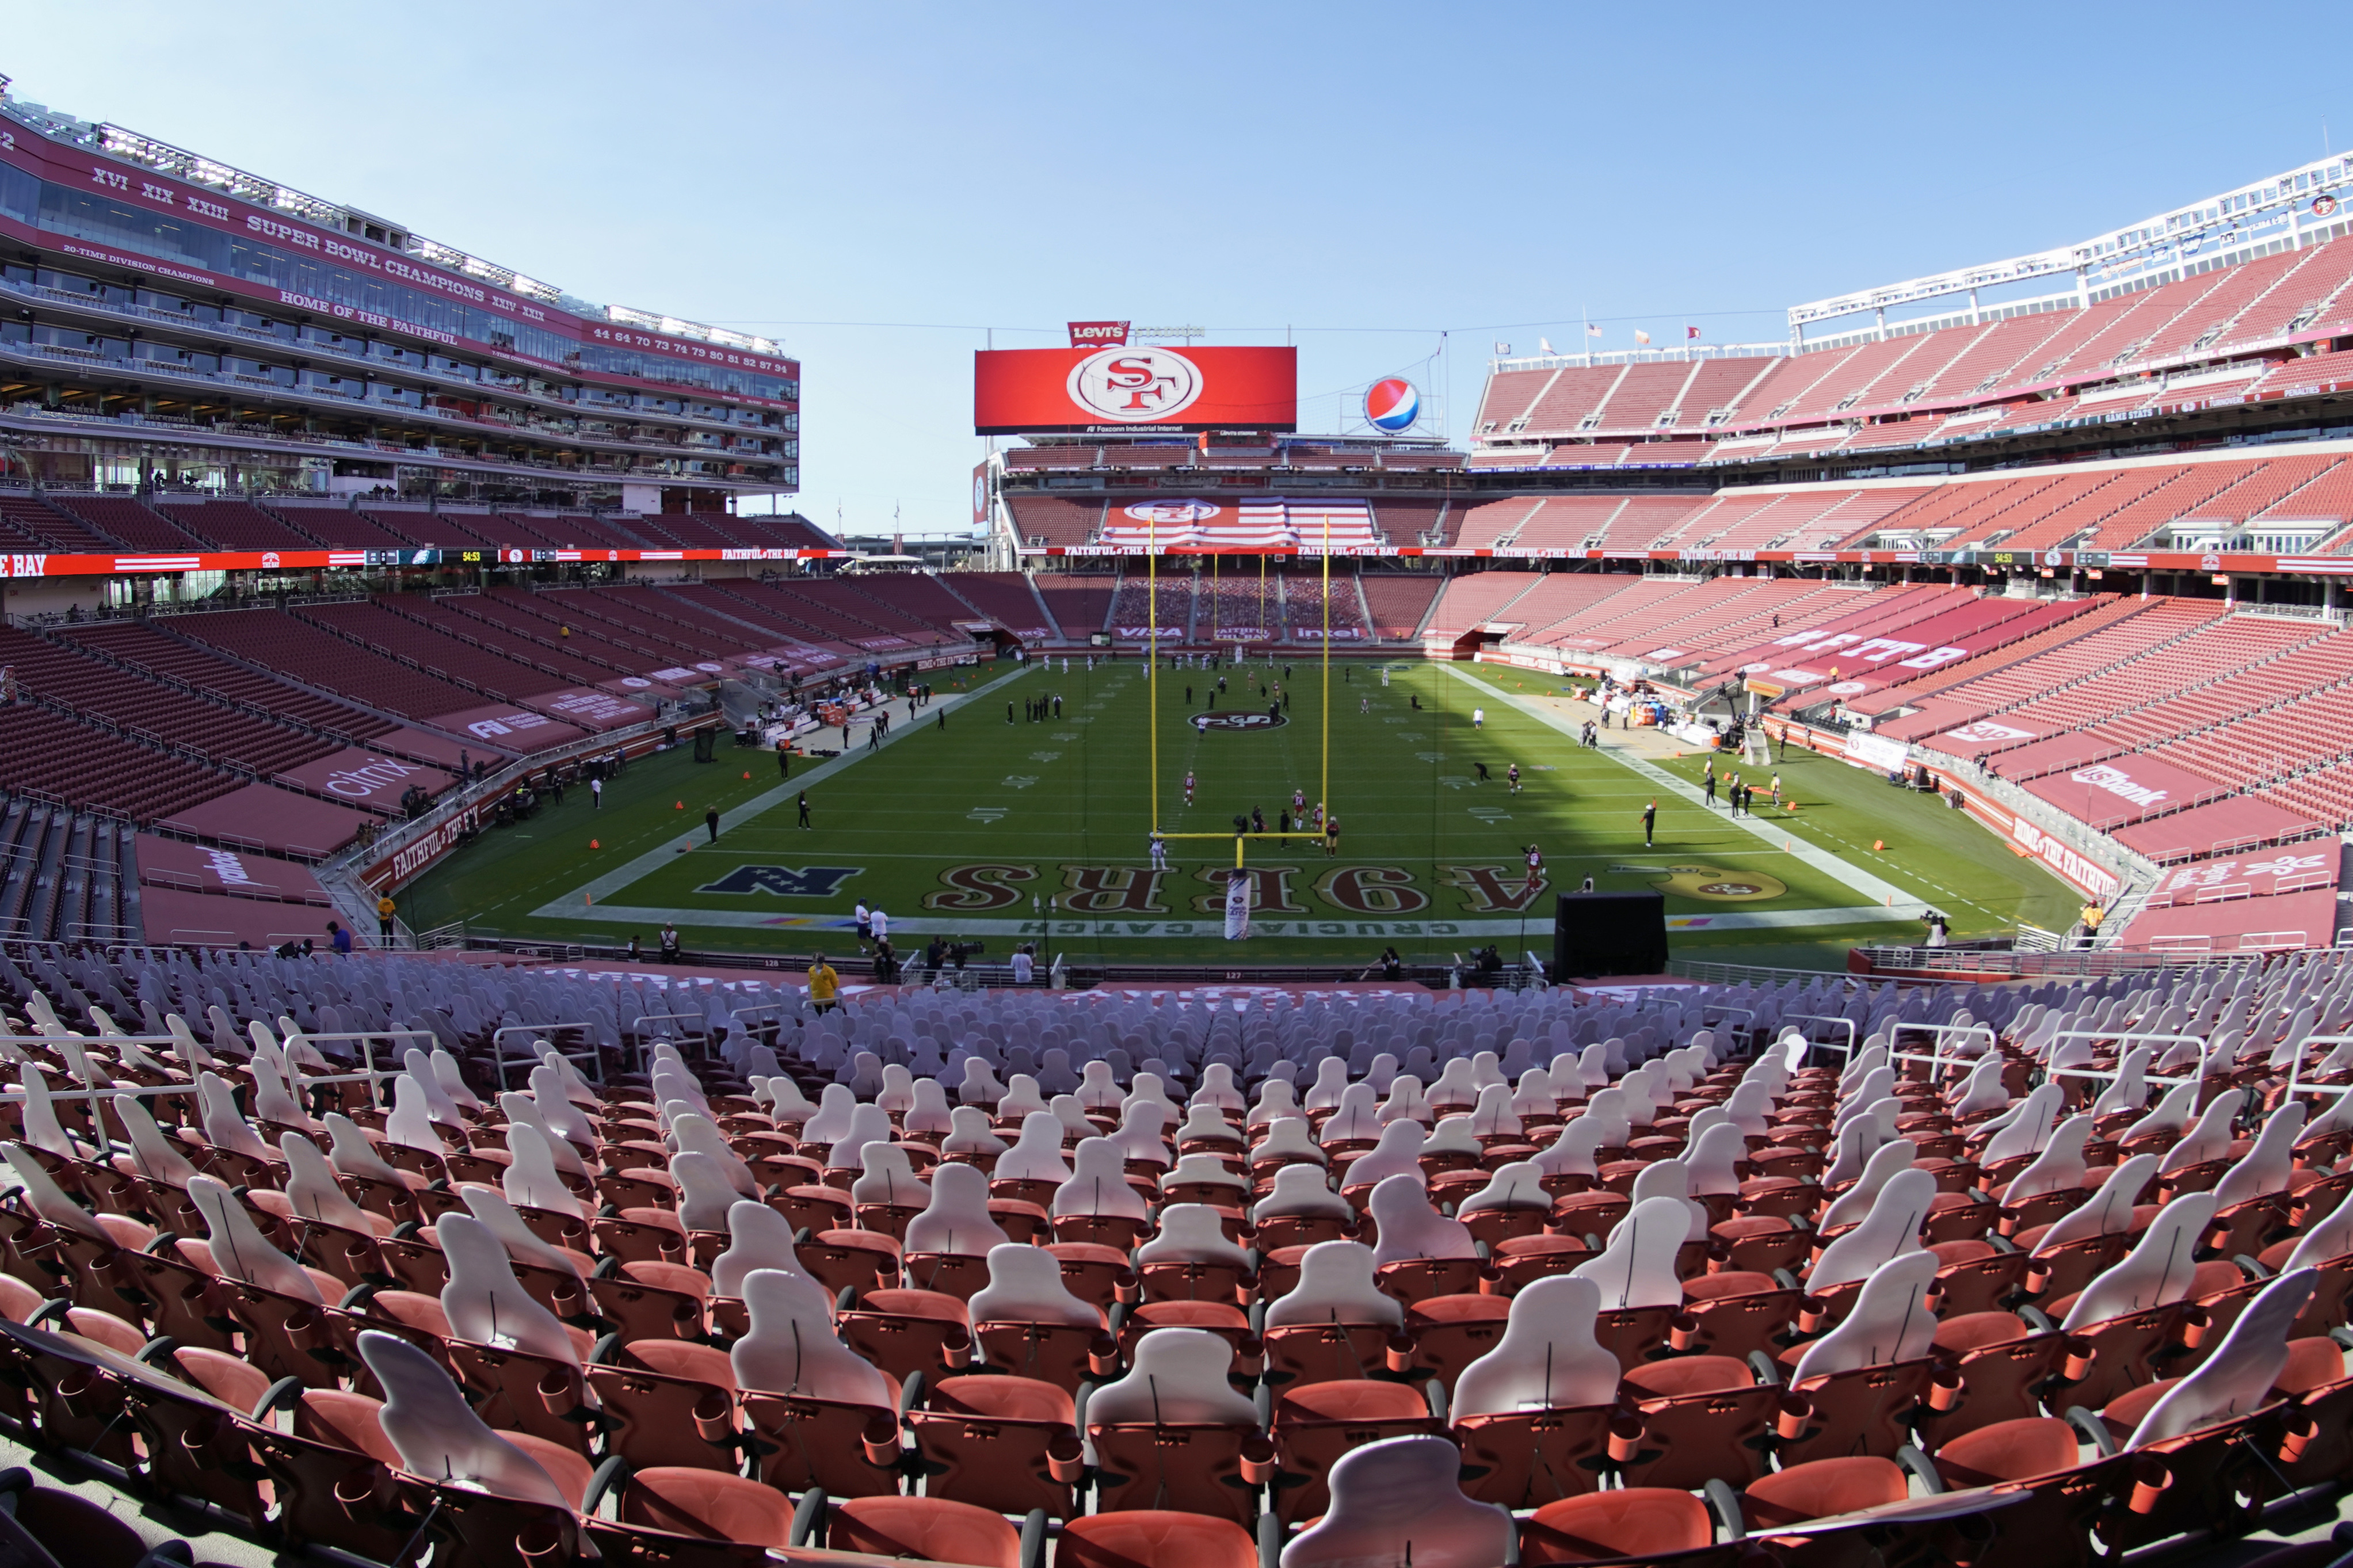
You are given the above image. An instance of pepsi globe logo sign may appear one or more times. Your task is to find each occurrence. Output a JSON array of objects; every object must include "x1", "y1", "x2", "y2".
[
  {"x1": 1364, "y1": 377, "x2": 1419, "y2": 433},
  {"x1": 1067, "y1": 348, "x2": 1204, "y2": 423}
]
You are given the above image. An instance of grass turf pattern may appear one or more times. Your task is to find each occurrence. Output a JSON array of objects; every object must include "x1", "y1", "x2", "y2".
[{"x1": 396, "y1": 653, "x2": 2080, "y2": 968}]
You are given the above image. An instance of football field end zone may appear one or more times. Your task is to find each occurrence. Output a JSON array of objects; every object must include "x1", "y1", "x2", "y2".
[
  {"x1": 523, "y1": 902, "x2": 1908, "y2": 939},
  {"x1": 1439, "y1": 662, "x2": 1931, "y2": 924},
  {"x1": 530, "y1": 661, "x2": 1039, "y2": 919}
]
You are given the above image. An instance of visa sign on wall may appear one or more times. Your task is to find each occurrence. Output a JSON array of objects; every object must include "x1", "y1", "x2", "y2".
[{"x1": 975, "y1": 346, "x2": 1298, "y2": 434}]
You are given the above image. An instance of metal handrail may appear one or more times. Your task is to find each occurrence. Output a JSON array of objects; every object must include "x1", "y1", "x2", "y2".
[{"x1": 490, "y1": 1023, "x2": 600, "y2": 1090}]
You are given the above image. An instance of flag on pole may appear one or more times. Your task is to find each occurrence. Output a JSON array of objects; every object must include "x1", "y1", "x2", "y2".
[
  {"x1": 1586, "y1": 323, "x2": 1603, "y2": 337},
  {"x1": 1687, "y1": 325, "x2": 1702, "y2": 339},
  {"x1": 1539, "y1": 337, "x2": 1554, "y2": 354},
  {"x1": 1493, "y1": 341, "x2": 1511, "y2": 354},
  {"x1": 1634, "y1": 330, "x2": 1652, "y2": 345},
  {"x1": 1222, "y1": 869, "x2": 1252, "y2": 941}
]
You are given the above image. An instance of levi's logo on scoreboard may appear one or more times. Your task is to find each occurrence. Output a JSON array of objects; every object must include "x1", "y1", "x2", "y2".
[
  {"x1": 1067, "y1": 321, "x2": 1130, "y2": 347},
  {"x1": 0, "y1": 555, "x2": 49, "y2": 578}
]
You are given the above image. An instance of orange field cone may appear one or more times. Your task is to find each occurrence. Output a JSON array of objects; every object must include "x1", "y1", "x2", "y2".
[
  {"x1": 1873, "y1": 839, "x2": 1885, "y2": 852},
  {"x1": 742, "y1": 770, "x2": 751, "y2": 780},
  {"x1": 589, "y1": 839, "x2": 600, "y2": 849},
  {"x1": 675, "y1": 800, "x2": 684, "y2": 810},
  {"x1": 586, "y1": 893, "x2": 593, "y2": 905}
]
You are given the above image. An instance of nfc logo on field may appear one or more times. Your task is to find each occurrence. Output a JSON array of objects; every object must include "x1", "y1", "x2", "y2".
[
  {"x1": 1068, "y1": 348, "x2": 1203, "y2": 422},
  {"x1": 697, "y1": 865, "x2": 864, "y2": 897}
]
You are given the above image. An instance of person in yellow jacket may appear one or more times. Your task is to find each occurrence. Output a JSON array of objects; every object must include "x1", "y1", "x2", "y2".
[
  {"x1": 809, "y1": 953, "x2": 841, "y2": 1014},
  {"x1": 376, "y1": 894, "x2": 396, "y2": 940}
]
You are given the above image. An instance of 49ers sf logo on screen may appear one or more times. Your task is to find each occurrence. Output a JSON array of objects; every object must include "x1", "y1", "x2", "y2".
[
  {"x1": 1067, "y1": 348, "x2": 1203, "y2": 423},
  {"x1": 1192, "y1": 712, "x2": 1287, "y2": 732}
]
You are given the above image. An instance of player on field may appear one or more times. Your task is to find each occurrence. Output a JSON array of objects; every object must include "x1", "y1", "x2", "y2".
[
  {"x1": 1507, "y1": 763, "x2": 1521, "y2": 795},
  {"x1": 1184, "y1": 770, "x2": 1196, "y2": 806},
  {"x1": 1150, "y1": 830, "x2": 1168, "y2": 870}
]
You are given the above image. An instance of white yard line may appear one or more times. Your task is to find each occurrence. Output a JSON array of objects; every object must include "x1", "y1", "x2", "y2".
[
  {"x1": 1439, "y1": 663, "x2": 1929, "y2": 922},
  {"x1": 531, "y1": 663, "x2": 1039, "y2": 916}
]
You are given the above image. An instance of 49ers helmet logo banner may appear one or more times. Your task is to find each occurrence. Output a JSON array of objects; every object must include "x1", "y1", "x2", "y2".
[{"x1": 975, "y1": 346, "x2": 1297, "y2": 434}]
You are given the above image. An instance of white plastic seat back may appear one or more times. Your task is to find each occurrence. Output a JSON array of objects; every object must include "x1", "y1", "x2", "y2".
[
  {"x1": 996, "y1": 1075, "x2": 1048, "y2": 1121},
  {"x1": 2123, "y1": 1081, "x2": 2199, "y2": 1145},
  {"x1": 1342, "y1": 1119, "x2": 1427, "y2": 1188},
  {"x1": 436, "y1": 1051, "x2": 487, "y2": 1113},
  {"x1": 2061, "y1": 1192, "x2": 2220, "y2": 1331},
  {"x1": 1320, "y1": 1084, "x2": 1381, "y2": 1145},
  {"x1": 2090, "y1": 1048, "x2": 2153, "y2": 1119},
  {"x1": 384, "y1": 1075, "x2": 447, "y2": 1156},
  {"x1": 200, "y1": 1071, "x2": 274, "y2": 1161},
  {"x1": 524, "y1": 1068, "x2": 592, "y2": 1145},
  {"x1": 1378, "y1": 1075, "x2": 1429, "y2": 1126},
  {"x1": 1819, "y1": 1139, "x2": 1919, "y2": 1233},
  {"x1": 2034, "y1": 1153, "x2": 2160, "y2": 1255},
  {"x1": 2003, "y1": 1117, "x2": 2092, "y2": 1204},
  {"x1": 1722, "y1": 1081, "x2": 1772, "y2": 1138},
  {"x1": 1686, "y1": 1121, "x2": 1746, "y2": 1197},
  {"x1": 1428, "y1": 1058, "x2": 1479, "y2": 1109},
  {"x1": 1305, "y1": 1058, "x2": 1351, "y2": 1113},
  {"x1": 673, "y1": 1151, "x2": 743, "y2": 1232},
  {"x1": 1086, "y1": 1327, "x2": 1258, "y2": 1426},
  {"x1": 800, "y1": 1084, "x2": 858, "y2": 1147},
  {"x1": 1193, "y1": 1062, "x2": 1245, "y2": 1112},
  {"x1": 1834, "y1": 1066, "x2": 1895, "y2": 1123},
  {"x1": 1252, "y1": 1117, "x2": 1325, "y2": 1168},
  {"x1": 1162, "y1": 1153, "x2": 1247, "y2": 1194},
  {"x1": 1076, "y1": 1059, "x2": 1122, "y2": 1111},
  {"x1": 2211, "y1": 1104, "x2": 2305, "y2": 1210},
  {"x1": 2159, "y1": 1089, "x2": 2243, "y2": 1174},
  {"x1": 356, "y1": 1330, "x2": 571, "y2": 1506},
  {"x1": 1980, "y1": 1084, "x2": 2066, "y2": 1166},
  {"x1": 189, "y1": 1174, "x2": 323, "y2": 1305},
  {"x1": 1111, "y1": 1100, "x2": 1172, "y2": 1167},
  {"x1": 251, "y1": 1057, "x2": 319, "y2": 1134},
  {"x1": 402, "y1": 1050, "x2": 463, "y2": 1125},
  {"x1": 500, "y1": 1094, "x2": 588, "y2": 1179},
  {"x1": 876, "y1": 1064, "x2": 917, "y2": 1116},
  {"x1": 1507, "y1": 1070, "x2": 1553, "y2": 1121},
  {"x1": 113, "y1": 1096, "x2": 200, "y2": 1185},
  {"x1": 1946, "y1": 1059, "x2": 2007, "y2": 1118},
  {"x1": 1459, "y1": 1161, "x2": 1549, "y2": 1216},
  {"x1": 1369, "y1": 1175, "x2": 1477, "y2": 1265},
  {"x1": 1809, "y1": 1168, "x2": 1934, "y2": 1292},
  {"x1": 1281, "y1": 1433, "x2": 1513, "y2": 1568},
  {"x1": 905, "y1": 1162, "x2": 1008, "y2": 1257},
  {"x1": 996, "y1": 1113, "x2": 1073, "y2": 1185},
  {"x1": 165, "y1": 1014, "x2": 216, "y2": 1070},
  {"x1": 1625, "y1": 1160, "x2": 1707, "y2": 1243},
  {"x1": 958, "y1": 1058, "x2": 1004, "y2": 1107},
  {"x1": 1839, "y1": 1044, "x2": 1890, "y2": 1091},
  {"x1": 821, "y1": 1104, "x2": 896, "y2": 1174},
  {"x1": 1248, "y1": 1078, "x2": 1301, "y2": 1130},
  {"x1": 457, "y1": 1185, "x2": 582, "y2": 1280},
  {"x1": 1138, "y1": 1203, "x2": 1253, "y2": 1268},
  {"x1": 711, "y1": 1200, "x2": 821, "y2": 1299},
  {"x1": 731, "y1": 1268, "x2": 891, "y2": 1407},
  {"x1": 324, "y1": 1112, "x2": 405, "y2": 1185},
  {"x1": 1, "y1": 1144, "x2": 106, "y2": 1238},
  {"x1": 1265, "y1": 1241, "x2": 1402, "y2": 1329},
  {"x1": 2126, "y1": 1268, "x2": 2320, "y2": 1449},
  {"x1": 281, "y1": 1134, "x2": 373, "y2": 1231},
  {"x1": 1568, "y1": 1195, "x2": 1687, "y2": 1310},
  {"x1": 1177, "y1": 1102, "x2": 1240, "y2": 1146},
  {"x1": 1791, "y1": 1250, "x2": 1939, "y2": 1382},
  {"x1": 1051, "y1": 1137, "x2": 1147, "y2": 1219},
  {"x1": 1467, "y1": 1085, "x2": 1520, "y2": 1139},
  {"x1": 1822, "y1": 1117, "x2": 1890, "y2": 1190},
  {"x1": 1254, "y1": 1163, "x2": 1352, "y2": 1224},
  {"x1": 851, "y1": 1143, "x2": 930, "y2": 1207},
  {"x1": 969, "y1": 1242, "x2": 1100, "y2": 1328},
  {"x1": 1524, "y1": 1113, "x2": 1604, "y2": 1184},
  {"x1": 1450, "y1": 1276, "x2": 1618, "y2": 1419},
  {"x1": 941, "y1": 1106, "x2": 1006, "y2": 1158},
  {"x1": 1423, "y1": 1116, "x2": 1483, "y2": 1159},
  {"x1": 2281, "y1": 1188, "x2": 2353, "y2": 1274},
  {"x1": 437, "y1": 1213, "x2": 575, "y2": 1363}
]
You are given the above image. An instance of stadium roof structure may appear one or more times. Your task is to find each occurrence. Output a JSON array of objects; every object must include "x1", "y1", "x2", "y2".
[
  {"x1": 1788, "y1": 153, "x2": 2353, "y2": 336},
  {"x1": 0, "y1": 85, "x2": 781, "y2": 360}
]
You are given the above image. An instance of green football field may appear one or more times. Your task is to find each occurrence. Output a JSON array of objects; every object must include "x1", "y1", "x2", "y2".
[{"x1": 395, "y1": 653, "x2": 2081, "y2": 970}]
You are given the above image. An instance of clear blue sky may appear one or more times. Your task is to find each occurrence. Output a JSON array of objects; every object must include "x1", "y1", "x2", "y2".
[{"x1": 7, "y1": 3, "x2": 2347, "y2": 533}]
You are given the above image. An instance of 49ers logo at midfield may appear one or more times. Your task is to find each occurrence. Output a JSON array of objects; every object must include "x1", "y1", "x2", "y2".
[
  {"x1": 1192, "y1": 711, "x2": 1287, "y2": 731},
  {"x1": 1067, "y1": 347, "x2": 1203, "y2": 422}
]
